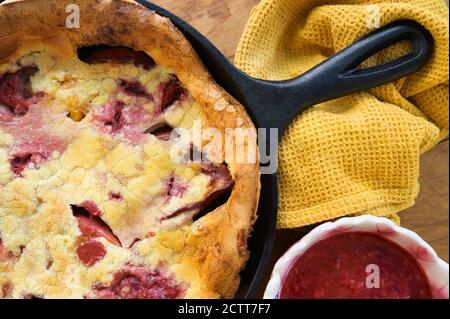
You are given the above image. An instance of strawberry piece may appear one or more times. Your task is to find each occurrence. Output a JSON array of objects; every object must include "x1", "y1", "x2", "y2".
[
  {"x1": 75, "y1": 215, "x2": 121, "y2": 247},
  {"x1": 94, "y1": 101, "x2": 126, "y2": 133},
  {"x1": 71, "y1": 205, "x2": 121, "y2": 247},
  {"x1": 0, "y1": 66, "x2": 41, "y2": 115},
  {"x1": 118, "y1": 80, "x2": 152, "y2": 99},
  {"x1": 10, "y1": 152, "x2": 33, "y2": 176},
  {"x1": 81, "y1": 201, "x2": 102, "y2": 217},
  {"x1": 82, "y1": 48, "x2": 156, "y2": 70},
  {"x1": 93, "y1": 265, "x2": 186, "y2": 299},
  {"x1": 157, "y1": 75, "x2": 187, "y2": 113},
  {"x1": 76, "y1": 240, "x2": 107, "y2": 267},
  {"x1": 162, "y1": 163, "x2": 234, "y2": 220},
  {"x1": 108, "y1": 192, "x2": 123, "y2": 201}
]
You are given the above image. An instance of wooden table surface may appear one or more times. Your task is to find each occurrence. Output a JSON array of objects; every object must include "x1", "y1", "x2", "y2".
[{"x1": 153, "y1": 0, "x2": 449, "y2": 294}]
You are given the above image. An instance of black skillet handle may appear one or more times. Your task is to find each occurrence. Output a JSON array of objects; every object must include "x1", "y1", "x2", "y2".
[
  {"x1": 245, "y1": 20, "x2": 434, "y2": 134},
  {"x1": 137, "y1": 2, "x2": 433, "y2": 138}
]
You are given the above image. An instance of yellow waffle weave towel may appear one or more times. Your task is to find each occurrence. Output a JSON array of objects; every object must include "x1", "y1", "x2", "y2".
[{"x1": 235, "y1": 0, "x2": 449, "y2": 228}]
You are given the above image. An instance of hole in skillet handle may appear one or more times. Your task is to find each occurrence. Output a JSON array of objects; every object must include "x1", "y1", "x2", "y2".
[
  {"x1": 237, "y1": 20, "x2": 435, "y2": 135},
  {"x1": 339, "y1": 21, "x2": 434, "y2": 81}
]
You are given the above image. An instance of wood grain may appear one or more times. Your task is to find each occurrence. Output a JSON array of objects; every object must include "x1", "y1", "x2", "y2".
[
  {"x1": 401, "y1": 141, "x2": 449, "y2": 262},
  {"x1": 152, "y1": 0, "x2": 448, "y2": 295},
  {"x1": 151, "y1": 0, "x2": 260, "y2": 59}
]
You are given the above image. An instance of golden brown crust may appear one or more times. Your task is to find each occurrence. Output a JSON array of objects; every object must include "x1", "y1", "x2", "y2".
[{"x1": 0, "y1": 0, "x2": 260, "y2": 298}]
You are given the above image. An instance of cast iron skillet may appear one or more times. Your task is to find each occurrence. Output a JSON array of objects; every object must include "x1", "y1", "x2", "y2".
[{"x1": 135, "y1": 0, "x2": 433, "y2": 298}]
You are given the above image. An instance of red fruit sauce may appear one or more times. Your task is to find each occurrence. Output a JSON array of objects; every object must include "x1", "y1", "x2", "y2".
[{"x1": 279, "y1": 232, "x2": 432, "y2": 299}]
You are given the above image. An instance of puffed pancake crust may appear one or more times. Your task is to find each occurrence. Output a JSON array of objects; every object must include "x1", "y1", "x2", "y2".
[{"x1": 0, "y1": 0, "x2": 260, "y2": 299}]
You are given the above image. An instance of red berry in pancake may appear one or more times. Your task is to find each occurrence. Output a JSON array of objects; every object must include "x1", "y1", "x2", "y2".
[
  {"x1": 76, "y1": 240, "x2": 107, "y2": 267},
  {"x1": 81, "y1": 201, "x2": 102, "y2": 217},
  {"x1": 10, "y1": 152, "x2": 33, "y2": 176},
  {"x1": 0, "y1": 66, "x2": 42, "y2": 115},
  {"x1": 94, "y1": 101, "x2": 126, "y2": 133},
  {"x1": 157, "y1": 75, "x2": 187, "y2": 113},
  {"x1": 162, "y1": 163, "x2": 234, "y2": 220},
  {"x1": 71, "y1": 204, "x2": 121, "y2": 247},
  {"x1": 75, "y1": 215, "x2": 121, "y2": 247},
  {"x1": 143, "y1": 123, "x2": 175, "y2": 141},
  {"x1": 82, "y1": 48, "x2": 156, "y2": 70},
  {"x1": 108, "y1": 192, "x2": 123, "y2": 201},
  {"x1": 118, "y1": 79, "x2": 153, "y2": 99},
  {"x1": 92, "y1": 101, "x2": 155, "y2": 144}
]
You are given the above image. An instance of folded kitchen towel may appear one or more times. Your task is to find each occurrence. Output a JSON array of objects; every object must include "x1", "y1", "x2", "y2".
[{"x1": 235, "y1": 0, "x2": 449, "y2": 228}]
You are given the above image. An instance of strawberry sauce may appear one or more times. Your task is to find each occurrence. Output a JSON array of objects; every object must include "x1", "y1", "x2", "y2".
[{"x1": 280, "y1": 232, "x2": 432, "y2": 299}]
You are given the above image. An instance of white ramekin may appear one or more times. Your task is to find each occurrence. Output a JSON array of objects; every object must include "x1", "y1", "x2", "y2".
[{"x1": 264, "y1": 215, "x2": 449, "y2": 299}]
